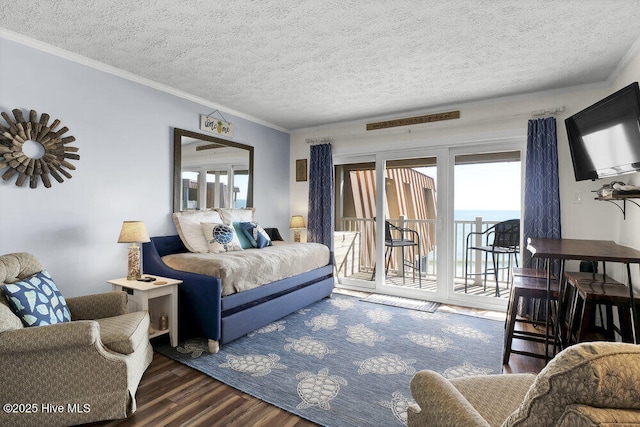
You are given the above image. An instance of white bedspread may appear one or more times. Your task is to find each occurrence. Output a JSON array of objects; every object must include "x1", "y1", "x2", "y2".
[{"x1": 161, "y1": 241, "x2": 331, "y2": 296}]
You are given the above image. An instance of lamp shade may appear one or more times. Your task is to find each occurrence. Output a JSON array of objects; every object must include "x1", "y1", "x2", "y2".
[
  {"x1": 289, "y1": 215, "x2": 305, "y2": 229},
  {"x1": 117, "y1": 221, "x2": 151, "y2": 243}
]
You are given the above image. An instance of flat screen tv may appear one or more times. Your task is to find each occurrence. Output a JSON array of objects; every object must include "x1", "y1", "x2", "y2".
[{"x1": 565, "y1": 82, "x2": 640, "y2": 181}]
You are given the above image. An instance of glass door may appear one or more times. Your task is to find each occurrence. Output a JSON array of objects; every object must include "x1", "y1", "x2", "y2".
[
  {"x1": 452, "y1": 150, "x2": 522, "y2": 303},
  {"x1": 334, "y1": 156, "x2": 439, "y2": 295}
]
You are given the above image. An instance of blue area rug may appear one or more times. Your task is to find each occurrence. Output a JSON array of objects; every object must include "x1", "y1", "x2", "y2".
[{"x1": 155, "y1": 294, "x2": 504, "y2": 427}]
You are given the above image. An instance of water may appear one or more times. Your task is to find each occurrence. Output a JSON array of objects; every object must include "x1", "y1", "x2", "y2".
[{"x1": 454, "y1": 209, "x2": 520, "y2": 222}]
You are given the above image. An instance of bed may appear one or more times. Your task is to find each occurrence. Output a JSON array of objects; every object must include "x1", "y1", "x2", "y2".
[{"x1": 141, "y1": 210, "x2": 334, "y2": 353}]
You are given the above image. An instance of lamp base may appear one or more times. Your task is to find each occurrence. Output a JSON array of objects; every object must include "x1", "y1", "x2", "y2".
[
  {"x1": 127, "y1": 244, "x2": 141, "y2": 280},
  {"x1": 293, "y1": 230, "x2": 301, "y2": 242}
]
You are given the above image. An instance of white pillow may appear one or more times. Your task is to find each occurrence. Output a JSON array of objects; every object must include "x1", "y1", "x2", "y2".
[
  {"x1": 217, "y1": 208, "x2": 255, "y2": 224},
  {"x1": 201, "y1": 222, "x2": 243, "y2": 253},
  {"x1": 173, "y1": 210, "x2": 223, "y2": 253}
]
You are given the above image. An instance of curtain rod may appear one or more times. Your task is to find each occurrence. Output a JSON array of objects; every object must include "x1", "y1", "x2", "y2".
[{"x1": 531, "y1": 106, "x2": 566, "y2": 117}]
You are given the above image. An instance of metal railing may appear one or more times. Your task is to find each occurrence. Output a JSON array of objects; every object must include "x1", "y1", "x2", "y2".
[{"x1": 336, "y1": 216, "x2": 517, "y2": 286}]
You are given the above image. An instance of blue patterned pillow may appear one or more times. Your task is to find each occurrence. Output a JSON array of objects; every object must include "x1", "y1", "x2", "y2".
[
  {"x1": 1, "y1": 270, "x2": 71, "y2": 327},
  {"x1": 240, "y1": 222, "x2": 273, "y2": 249}
]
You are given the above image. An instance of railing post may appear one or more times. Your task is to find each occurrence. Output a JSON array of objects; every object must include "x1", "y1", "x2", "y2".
[{"x1": 473, "y1": 216, "x2": 483, "y2": 285}]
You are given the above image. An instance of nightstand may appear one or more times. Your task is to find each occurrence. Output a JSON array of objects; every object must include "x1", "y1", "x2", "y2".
[{"x1": 107, "y1": 276, "x2": 182, "y2": 347}]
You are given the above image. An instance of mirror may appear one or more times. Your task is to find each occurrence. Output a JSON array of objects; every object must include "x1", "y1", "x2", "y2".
[{"x1": 173, "y1": 128, "x2": 254, "y2": 212}]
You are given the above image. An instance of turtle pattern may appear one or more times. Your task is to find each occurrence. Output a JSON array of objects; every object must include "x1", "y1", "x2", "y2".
[
  {"x1": 442, "y1": 324, "x2": 491, "y2": 342},
  {"x1": 219, "y1": 353, "x2": 286, "y2": 377},
  {"x1": 305, "y1": 313, "x2": 338, "y2": 331},
  {"x1": 247, "y1": 320, "x2": 286, "y2": 337},
  {"x1": 176, "y1": 338, "x2": 209, "y2": 358},
  {"x1": 355, "y1": 353, "x2": 416, "y2": 375},
  {"x1": 403, "y1": 331, "x2": 459, "y2": 352},
  {"x1": 379, "y1": 391, "x2": 416, "y2": 425},
  {"x1": 284, "y1": 336, "x2": 337, "y2": 359},
  {"x1": 346, "y1": 323, "x2": 385, "y2": 346},
  {"x1": 296, "y1": 368, "x2": 347, "y2": 410},
  {"x1": 365, "y1": 307, "x2": 393, "y2": 323},
  {"x1": 444, "y1": 361, "x2": 495, "y2": 379},
  {"x1": 329, "y1": 297, "x2": 355, "y2": 310}
]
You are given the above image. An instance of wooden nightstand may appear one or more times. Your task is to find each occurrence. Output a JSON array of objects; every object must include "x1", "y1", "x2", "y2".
[{"x1": 107, "y1": 276, "x2": 182, "y2": 347}]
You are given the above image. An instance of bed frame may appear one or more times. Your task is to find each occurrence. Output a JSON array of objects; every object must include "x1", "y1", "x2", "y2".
[{"x1": 142, "y1": 235, "x2": 334, "y2": 352}]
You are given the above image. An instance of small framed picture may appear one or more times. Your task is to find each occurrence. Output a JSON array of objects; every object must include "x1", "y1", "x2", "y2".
[{"x1": 296, "y1": 159, "x2": 307, "y2": 182}]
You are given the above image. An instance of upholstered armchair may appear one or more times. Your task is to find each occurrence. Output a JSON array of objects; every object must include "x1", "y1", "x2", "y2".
[
  {"x1": 0, "y1": 252, "x2": 153, "y2": 427},
  {"x1": 408, "y1": 342, "x2": 640, "y2": 427}
]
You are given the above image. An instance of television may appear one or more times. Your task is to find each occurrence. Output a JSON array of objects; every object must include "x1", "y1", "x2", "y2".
[{"x1": 565, "y1": 82, "x2": 640, "y2": 181}]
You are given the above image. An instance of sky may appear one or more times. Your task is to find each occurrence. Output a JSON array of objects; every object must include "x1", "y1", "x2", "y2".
[{"x1": 417, "y1": 161, "x2": 521, "y2": 211}]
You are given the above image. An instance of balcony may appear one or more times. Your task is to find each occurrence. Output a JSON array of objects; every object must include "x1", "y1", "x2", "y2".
[{"x1": 335, "y1": 216, "x2": 518, "y2": 299}]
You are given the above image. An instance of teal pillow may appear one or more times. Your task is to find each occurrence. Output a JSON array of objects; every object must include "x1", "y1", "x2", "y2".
[
  {"x1": 1, "y1": 270, "x2": 71, "y2": 327},
  {"x1": 232, "y1": 222, "x2": 253, "y2": 249}
]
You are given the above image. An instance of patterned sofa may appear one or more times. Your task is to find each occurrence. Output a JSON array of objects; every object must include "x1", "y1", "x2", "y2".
[
  {"x1": 408, "y1": 342, "x2": 640, "y2": 426},
  {"x1": 0, "y1": 252, "x2": 153, "y2": 427}
]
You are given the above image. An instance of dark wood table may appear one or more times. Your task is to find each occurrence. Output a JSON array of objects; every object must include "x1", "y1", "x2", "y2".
[{"x1": 526, "y1": 237, "x2": 640, "y2": 361}]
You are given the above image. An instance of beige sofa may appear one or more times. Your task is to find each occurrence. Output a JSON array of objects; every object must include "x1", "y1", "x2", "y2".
[
  {"x1": 408, "y1": 341, "x2": 640, "y2": 426},
  {"x1": 0, "y1": 252, "x2": 153, "y2": 427}
]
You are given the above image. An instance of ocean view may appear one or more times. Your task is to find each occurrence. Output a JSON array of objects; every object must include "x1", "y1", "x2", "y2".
[{"x1": 454, "y1": 209, "x2": 520, "y2": 222}]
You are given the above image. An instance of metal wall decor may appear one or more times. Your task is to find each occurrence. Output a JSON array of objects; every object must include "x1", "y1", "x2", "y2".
[{"x1": 0, "y1": 109, "x2": 79, "y2": 188}]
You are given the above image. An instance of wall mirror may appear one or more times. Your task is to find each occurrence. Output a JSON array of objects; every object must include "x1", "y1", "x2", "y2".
[{"x1": 173, "y1": 128, "x2": 254, "y2": 212}]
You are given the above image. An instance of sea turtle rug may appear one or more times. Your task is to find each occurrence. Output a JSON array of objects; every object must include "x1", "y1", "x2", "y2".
[{"x1": 155, "y1": 294, "x2": 504, "y2": 427}]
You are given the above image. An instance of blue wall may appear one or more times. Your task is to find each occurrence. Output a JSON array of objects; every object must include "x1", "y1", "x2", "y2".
[{"x1": 0, "y1": 36, "x2": 290, "y2": 296}]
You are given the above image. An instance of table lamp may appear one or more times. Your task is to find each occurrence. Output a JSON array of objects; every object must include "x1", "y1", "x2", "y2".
[
  {"x1": 289, "y1": 215, "x2": 305, "y2": 242},
  {"x1": 118, "y1": 221, "x2": 151, "y2": 280}
]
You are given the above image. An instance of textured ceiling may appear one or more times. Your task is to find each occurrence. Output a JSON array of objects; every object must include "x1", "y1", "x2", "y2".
[{"x1": 2, "y1": 1, "x2": 640, "y2": 130}]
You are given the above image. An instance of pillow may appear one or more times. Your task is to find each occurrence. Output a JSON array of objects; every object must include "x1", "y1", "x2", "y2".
[
  {"x1": 1, "y1": 270, "x2": 71, "y2": 327},
  {"x1": 240, "y1": 222, "x2": 273, "y2": 249},
  {"x1": 217, "y1": 208, "x2": 255, "y2": 224},
  {"x1": 201, "y1": 222, "x2": 243, "y2": 253},
  {"x1": 232, "y1": 222, "x2": 254, "y2": 249},
  {"x1": 173, "y1": 210, "x2": 223, "y2": 253}
]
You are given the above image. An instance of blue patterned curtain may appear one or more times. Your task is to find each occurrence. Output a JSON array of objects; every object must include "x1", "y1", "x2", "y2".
[
  {"x1": 308, "y1": 144, "x2": 334, "y2": 249},
  {"x1": 523, "y1": 117, "x2": 562, "y2": 269}
]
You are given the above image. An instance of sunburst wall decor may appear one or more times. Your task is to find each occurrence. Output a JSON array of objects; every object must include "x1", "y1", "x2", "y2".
[{"x1": 0, "y1": 109, "x2": 79, "y2": 188}]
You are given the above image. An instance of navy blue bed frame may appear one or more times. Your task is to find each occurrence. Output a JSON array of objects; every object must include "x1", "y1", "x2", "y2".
[{"x1": 142, "y1": 235, "x2": 334, "y2": 350}]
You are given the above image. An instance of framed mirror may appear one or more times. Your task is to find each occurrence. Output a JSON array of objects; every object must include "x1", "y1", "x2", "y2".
[{"x1": 173, "y1": 128, "x2": 254, "y2": 212}]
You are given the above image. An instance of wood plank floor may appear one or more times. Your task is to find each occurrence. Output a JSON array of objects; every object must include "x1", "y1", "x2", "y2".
[{"x1": 88, "y1": 303, "x2": 545, "y2": 427}]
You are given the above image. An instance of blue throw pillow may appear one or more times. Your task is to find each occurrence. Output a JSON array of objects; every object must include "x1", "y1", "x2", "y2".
[
  {"x1": 232, "y1": 222, "x2": 254, "y2": 249},
  {"x1": 240, "y1": 222, "x2": 273, "y2": 249},
  {"x1": 1, "y1": 270, "x2": 71, "y2": 327}
]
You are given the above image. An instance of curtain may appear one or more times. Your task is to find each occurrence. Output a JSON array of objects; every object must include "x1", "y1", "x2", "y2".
[
  {"x1": 523, "y1": 117, "x2": 562, "y2": 270},
  {"x1": 307, "y1": 143, "x2": 334, "y2": 249}
]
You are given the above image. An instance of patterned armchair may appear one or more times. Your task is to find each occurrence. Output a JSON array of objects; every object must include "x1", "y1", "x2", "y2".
[
  {"x1": 0, "y1": 252, "x2": 153, "y2": 427},
  {"x1": 408, "y1": 342, "x2": 640, "y2": 426}
]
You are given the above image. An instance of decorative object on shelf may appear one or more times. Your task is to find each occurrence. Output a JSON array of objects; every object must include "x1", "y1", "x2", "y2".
[
  {"x1": 0, "y1": 108, "x2": 79, "y2": 188},
  {"x1": 159, "y1": 313, "x2": 168, "y2": 331},
  {"x1": 295, "y1": 158, "x2": 307, "y2": 182},
  {"x1": 117, "y1": 221, "x2": 151, "y2": 280},
  {"x1": 290, "y1": 215, "x2": 305, "y2": 242}
]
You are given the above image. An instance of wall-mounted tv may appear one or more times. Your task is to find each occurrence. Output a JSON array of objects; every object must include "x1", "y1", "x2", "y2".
[{"x1": 565, "y1": 82, "x2": 640, "y2": 181}]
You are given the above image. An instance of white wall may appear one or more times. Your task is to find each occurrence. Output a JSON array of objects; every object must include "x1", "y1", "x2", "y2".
[
  {"x1": 0, "y1": 37, "x2": 290, "y2": 297},
  {"x1": 290, "y1": 58, "x2": 640, "y2": 291}
]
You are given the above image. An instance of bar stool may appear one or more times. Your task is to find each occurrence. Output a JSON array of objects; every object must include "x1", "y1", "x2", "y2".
[
  {"x1": 564, "y1": 272, "x2": 636, "y2": 344},
  {"x1": 503, "y1": 270, "x2": 559, "y2": 364}
]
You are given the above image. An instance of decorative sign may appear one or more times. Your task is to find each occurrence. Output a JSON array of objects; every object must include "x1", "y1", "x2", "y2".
[
  {"x1": 366, "y1": 110, "x2": 460, "y2": 131},
  {"x1": 200, "y1": 114, "x2": 234, "y2": 137}
]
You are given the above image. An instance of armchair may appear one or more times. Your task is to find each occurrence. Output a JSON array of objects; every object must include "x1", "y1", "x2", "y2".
[
  {"x1": 0, "y1": 252, "x2": 153, "y2": 427},
  {"x1": 408, "y1": 341, "x2": 640, "y2": 426}
]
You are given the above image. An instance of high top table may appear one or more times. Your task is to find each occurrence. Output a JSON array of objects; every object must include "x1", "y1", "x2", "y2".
[{"x1": 526, "y1": 238, "x2": 640, "y2": 362}]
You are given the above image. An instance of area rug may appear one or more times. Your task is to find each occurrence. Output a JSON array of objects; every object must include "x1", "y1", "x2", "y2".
[
  {"x1": 360, "y1": 293, "x2": 440, "y2": 313},
  {"x1": 154, "y1": 294, "x2": 503, "y2": 427}
]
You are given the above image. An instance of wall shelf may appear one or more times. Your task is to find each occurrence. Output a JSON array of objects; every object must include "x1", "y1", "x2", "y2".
[{"x1": 595, "y1": 194, "x2": 640, "y2": 219}]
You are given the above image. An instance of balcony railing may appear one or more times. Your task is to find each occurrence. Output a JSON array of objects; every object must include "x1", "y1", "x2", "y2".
[{"x1": 336, "y1": 216, "x2": 517, "y2": 291}]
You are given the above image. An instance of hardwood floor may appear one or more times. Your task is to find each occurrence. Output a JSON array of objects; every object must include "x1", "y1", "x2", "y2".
[{"x1": 88, "y1": 303, "x2": 545, "y2": 427}]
